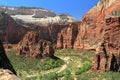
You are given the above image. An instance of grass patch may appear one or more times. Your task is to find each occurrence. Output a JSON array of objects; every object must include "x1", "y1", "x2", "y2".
[
  {"x1": 6, "y1": 50, "x2": 64, "y2": 78},
  {"x1": 77, "y1": 72, "x2": 120, "y2": 80},
  {"x1": 5, "y1": 49, "x2": 119, "y2": 80}
]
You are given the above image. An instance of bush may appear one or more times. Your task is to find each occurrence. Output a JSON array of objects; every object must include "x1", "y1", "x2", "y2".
[
  {"x1": 64, "y1": 70, "x2": 73, "y2": 80},
  {"x1": 111, "y1": 10, "x2": 120, "y2": 17},
  {"x1": 75, "y1": 61, "x2": 92, "y2": 75},
  {"x1": 6, "y1": 50, "x2": 64, "y2": 77}
]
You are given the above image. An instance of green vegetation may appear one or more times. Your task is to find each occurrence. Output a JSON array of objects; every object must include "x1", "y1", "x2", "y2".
[
  {"x1": 99, "y1": 0, "x2": 105, "y2": 4},
  {"x1": 6, "y1": 49, "x2": 119, "y2": 80},
  {"x1": 111, "y1": 10, "x2": 120, "y2": 17},
  {"x1": 77, "y1": 72, "x2": 120, "y2": 80},
  {"x1": 55, "y1": 49, "x2": 93, "y2": 78},
  {"x1": 6, "y1": 50, "x2": 64, "y2": 78}
]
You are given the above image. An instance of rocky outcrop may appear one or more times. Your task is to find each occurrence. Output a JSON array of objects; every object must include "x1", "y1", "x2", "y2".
[
  {"x1": 0, "y1": 12, "x2": 27, "y2": 44},
  {"x1": 31, "y1": 24, "x2": 67, "y2": 43},
  {"x1": 55, "y1": 0, "x2": 120, "y2": 72},
  {"x1": 74, "y1": 0, "x2": 120, "y2": 72},
  {"x1": 92, "y1": 17, "x2": 120, "y2": 72},
  {"x1": 0, "y1": 6, "x2": 75, "y2": 25},
  {"x1": 17, "y1": 31, "x2": 54, "y2": 59},
  {"x1": 0, "y1": 11, "x2": 69, "y2": 44},
  {"x1": 0, "y1": 69, "x2": 20, "y2": 80},
  {"x1": 0, "y1": 40, "x2": 16, "y2": 74},
  {"x1": 74, "y1": 0, "x2": 120, "y2": 50},
  {"x1": 56, "y1": 22, "x2": 80, "y2": 49}
]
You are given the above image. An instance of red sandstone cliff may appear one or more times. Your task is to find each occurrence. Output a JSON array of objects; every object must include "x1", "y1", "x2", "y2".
[
  {"x1": 17, "y1": 31, "x2": 55, "y2": 59},
  {"x1": 0, "y1": 12, "x2": 27, "y2": 44},
  {"x1": 56, "y1": 0, "x2": 120, "y2": 72},
  {"x1": 56, "y1": 22, "x2": 80, "y2": 49}
]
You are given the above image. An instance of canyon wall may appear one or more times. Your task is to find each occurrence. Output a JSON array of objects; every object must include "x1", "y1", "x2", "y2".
[{"x1": 56, "y1": 0, "x2": 120, "y2": 72}]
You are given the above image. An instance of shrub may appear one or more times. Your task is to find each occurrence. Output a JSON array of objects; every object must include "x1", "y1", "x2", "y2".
[
  {"x1": 111, "y1": 10, "x2": 120, "y2": 17},
  {"x1": 64, "y1": 70, "x2": 73, "y2": 80}
]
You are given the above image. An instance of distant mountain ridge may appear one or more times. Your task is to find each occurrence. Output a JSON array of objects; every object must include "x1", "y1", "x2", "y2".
[{"x1": 0, "y1": 6, "x2": 76, "y2": 26}]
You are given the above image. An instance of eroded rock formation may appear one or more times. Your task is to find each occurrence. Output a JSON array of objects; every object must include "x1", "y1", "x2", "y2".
[
  {"x1": 0, "y1": 12, "x2": 27, "y2": 44},
  {"x1": 92, "y1": 17, "x2": 120, "y2": 72},
  {"x1": 56, "y1": 22, "x2": 80, "y2": 49},
  {"x1": 56, "y1": 0, "x2": 120, "y2": 72},
  {"x1": 17, "y1": 31, "x2": 54, "y2": 58}
]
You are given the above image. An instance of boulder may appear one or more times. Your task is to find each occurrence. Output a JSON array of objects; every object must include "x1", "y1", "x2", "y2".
[{"x1": 0, "y1": 69, "x2": 20, "y2": 80}]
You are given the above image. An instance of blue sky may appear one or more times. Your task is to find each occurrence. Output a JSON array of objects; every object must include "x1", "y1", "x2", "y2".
[{"x1": 0, "y1": 0, "x2": 98, "y2": 20}]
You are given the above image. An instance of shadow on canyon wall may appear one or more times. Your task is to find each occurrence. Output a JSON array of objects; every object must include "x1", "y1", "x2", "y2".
[{"x1": 0, "y1": 40, "x2": 16, "y2": 75}]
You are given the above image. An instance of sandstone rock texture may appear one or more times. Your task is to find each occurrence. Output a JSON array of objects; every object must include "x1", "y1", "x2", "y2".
[
  {"x1": 31, "y1": 24, "x2": 67, "y2": 43},
  {"x1": 56, "y1": 22, "x2": 80, "y2": 49},
  {"x1": 0, "y1": 11, "x2": 68, "y2": 45},
  {"x1": 92, "y1": 17, "x2": 120, "y2": 72},
  {"x1": 0, "y1": 69, "x2": 20, "y2": 80},
  {"x1": 0, "y1": 12, "x2": 27, "y2": 44},
  {"x1": 17, "y1": 31, "x2": 54, "y2": 59},
  {"x1": 56, "y1": 0, "x2": 120, "y2": 72},
  {"x1": 80, "y1": 0, "x2": 120, "y2": 72},
  {"x1": 0, "y1": 6, "x2": 75, "y2": 25}
]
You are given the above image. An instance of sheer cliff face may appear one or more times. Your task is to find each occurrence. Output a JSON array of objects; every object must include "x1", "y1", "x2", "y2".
[
  {"x1": 56, "y1": 22, "x2": 80, "y2": 49},
  {"x1": 74, "y1": 0, "x2": 120, "y2": 49},
  {"x1": 77, "y1": 0, "x2": 120, "y2": 72},
  {"x1": 56, "y1": 0, "x2": 120, "y2": 72},
  {"x1": 0, "y1": 12, "x2": 27, "y2": 43},
  {"x1": 0, "y1": 6, "x2": 75, "y2": 26}
]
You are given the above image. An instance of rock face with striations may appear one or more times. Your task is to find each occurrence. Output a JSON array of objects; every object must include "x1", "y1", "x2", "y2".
[
  {"x1": 17, "y1": 31, "x2": 54, "y2": 59},
  {"x1": 0, "y1": 12, "x2": 27, "y2": 43},
  {"x1": 56, "y1": 22, "x2": 80, "y2": 49},
  {"x1": 0, "y1": 6, "x2": 75, "y2": 44},
  {"x1": 78, "y1": 0, "x2": 120, "y2": 72},
  {"x1": 0, "y1": 6, "x2": 75, "y2": 25},
  {"x1": 74, "y1": 0, "x2": 120, "y2": 50},
  {"x1": 56, "y1": 0, "x2": 120, "y2": 72},
  {"x1": 92, "y1": 17, "x2": 120, "y2": 72},
  {"x1": 31, "y1": 24, "x2": 67, "y2": 43}
]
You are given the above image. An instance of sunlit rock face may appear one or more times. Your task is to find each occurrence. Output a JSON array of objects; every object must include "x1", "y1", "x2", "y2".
[
  {"x1": 17, "y1": 31, "x2": 55, "y2": 59},
  {"x1": 91, "y1": 17, "x2": 120, "y2": 72},
  {"x1": 0, "y1": 6, "x2": 76, "y2": 44},
  {"x1": 0, "y1": 69, "x2": 20, "y2": 80},
  {"x1": 55, "y1": 0, "x2": 120, "y2": 72},
  {"x1": 0, "y1": 6, "x2": 76, "y2": 26},
  {"x1": 56, "y1": 22, "x2": 80, "y2": 49}
]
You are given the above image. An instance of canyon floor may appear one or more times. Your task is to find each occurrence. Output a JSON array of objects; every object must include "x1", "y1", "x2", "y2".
[{"x1": 6, "y1": 49, "x2": 120, "y2": 80}]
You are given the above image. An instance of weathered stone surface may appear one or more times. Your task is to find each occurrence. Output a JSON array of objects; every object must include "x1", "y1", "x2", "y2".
[
  {"x1": 17, "y1": 31, "x2": 54, "y2": 58},
  {"x1": 56, "y1": 22, "x2": 80, "y2": 49},
  {"x1": 92, "y1": 17, "x2": 120, "y2": 72},
  {"x1": 0, "y1": 11, "x2": 68, "y2": 44},
  {"x1": 74, "y1": 0, "x2": 120, "y2": 50},
  {"x1": 32, "y1": 24, "x2": 67, "y2": 43},
  {"x1": 56, "y1": 0, "x2": 120, "y2": 72},
  {"x1": 0, "y1": 12, "x2": 27, "y2": 44},
  {"x1": 0, "y1": 69, "x2": 20, "y2": 80}
]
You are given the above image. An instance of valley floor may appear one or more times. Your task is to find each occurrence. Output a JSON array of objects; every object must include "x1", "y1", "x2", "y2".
[{"x1": 6, "y1": 49, "x2": 120, "y2": 80}]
